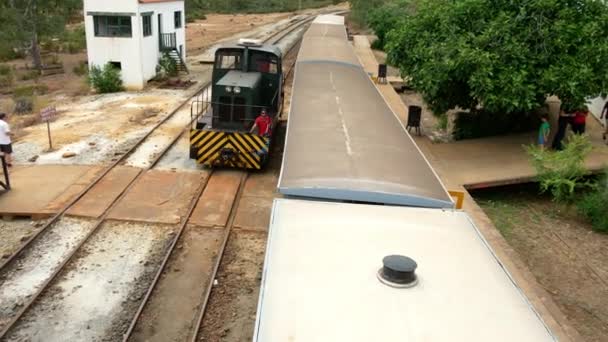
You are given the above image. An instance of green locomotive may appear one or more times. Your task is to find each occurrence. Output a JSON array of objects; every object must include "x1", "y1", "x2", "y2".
[{"x1": 190, "y1": 39, "x2": 283, "y2": 169}]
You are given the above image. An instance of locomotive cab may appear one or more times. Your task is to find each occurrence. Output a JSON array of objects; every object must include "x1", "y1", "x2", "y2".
[{"x1": 190, "y1": 40, "x2": 283, "y2": 169}]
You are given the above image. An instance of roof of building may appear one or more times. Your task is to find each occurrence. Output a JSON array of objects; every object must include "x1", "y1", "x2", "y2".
[{"x1": 254, "y1": 199, "x2": 558, "y2": 342}]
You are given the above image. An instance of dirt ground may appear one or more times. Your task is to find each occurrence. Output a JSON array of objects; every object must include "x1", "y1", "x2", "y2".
[
  {"x1": 197, "y1": 231, "x2": 267, "y2": 342},
  {"x1": 0, "y1": 11, "x2": 309, "y2": 166},
  {"x1": 186, "y1": 13, "x2": 292, "y2": 55},
  {"x1": 475, "y1": 187, "x2": 608, "y2": 342}
]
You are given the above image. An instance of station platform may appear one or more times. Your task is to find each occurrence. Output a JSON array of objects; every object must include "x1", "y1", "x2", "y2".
[
  {"x1": 0, "y1": 165, "x2": 102, "y2": 219},
  {"x1": 0, "y1": 165, "x2": 210, "y2": 226},
  {"x1": 352, "y1": 35, "x2": 585, "y2": 342},
  {"x1": 352, "y1": 35, "x2": 608, "y2": 189}
]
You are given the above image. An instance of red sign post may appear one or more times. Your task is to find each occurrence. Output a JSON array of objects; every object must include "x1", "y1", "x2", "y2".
[{"x1": 40, "y1": 106, "x2": 56, "y2": 150}]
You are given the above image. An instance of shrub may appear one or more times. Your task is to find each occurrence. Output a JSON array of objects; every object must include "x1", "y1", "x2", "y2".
[
  {"x1": 88, "y1": 63, "x2": 124, "y2": 93},
  {"x1": 526, "y1": 134, "x2": 594, "y2": 202},
  {"x1": 12, "y1": 84, "x2": 48, "y2": 98},
  {"x1": 453, "y1": 109, "x2": 539, "y2": 140},
  {"x1": 21, "y1": 70, "x2": 40, "y2": 81},
  {"x1": 578, "y1": 174, "x2": 608, "y2": 233},
  {"x1": 0, "y1": 64, "x2": 13, "y2": 88},
  {"x1": 61, "y1": 26, "x2": 86, "y2": 54},
  {"x1": 73, "y1": 61, "x2": 88, "y2": 76},
  {"x1": 158, "y1": 53, "x2": 178, "y2": 78}
]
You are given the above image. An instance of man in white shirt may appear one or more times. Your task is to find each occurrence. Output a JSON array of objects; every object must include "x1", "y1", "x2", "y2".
[{"x1": 0, "y1": 113, "x2": 13, "y2": 167}]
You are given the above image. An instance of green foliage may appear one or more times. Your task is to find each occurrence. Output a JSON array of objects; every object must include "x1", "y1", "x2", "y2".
[
  {"x1": 453, "y1": 110, "x2": 539, "y2": 140},
  {"x1": 0, "y1": 64, "x2": 13, "y2": 88},
  {"x1": 73, "y1": 61, "x2": 88, "y2": 77},
  {"x1": 12, "y1": 84, "x2": 48, "y2": 98},
  {"x1": 88, "y1": 63, "x2": 124, "y2": 94},
  {"x1": 436, "y1": 113, "x2": 448, "y2": 131},
  {"x1": 526, "y1": 134, "x2": 594, "y2": 202},
  {"x1": 578, "y1": 174, "x2": 608, "y2": 233},
  {"x1": 56, "y1": 25, "x2": 86, "y2": 54},
  {"x1": 377, "y1": 0, "x2": 608, "y2": 116},
  {"x1": 367, "y1": 0, "x2": 411, "y2": 50},
  {"x1": 350, "y1": 0, "x2": 389, "y2": 25},
  {"x1": 158, "y1": 54, "x2": 179, "y2": 78},
  {"x1": 21, "y1": 70, "x2": 40, "y2": 81},
  {"x1": 0, "y1": 0, "x2": 82, "y2": 62}
]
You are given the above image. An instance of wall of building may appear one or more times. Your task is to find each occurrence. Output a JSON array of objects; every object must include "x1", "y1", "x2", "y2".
[
  {"x1": 588, "y1": 96, "x2": 606, "y2": 126},
  {"x1": 84, "y1": 0, "x2": 144, "y2": 89},
  {"x1": 83, "y1": 0, "x2": 186, "y2": 90},
  {"x1": 140, "y1": 1, "x2": 186, "y2": 84}
]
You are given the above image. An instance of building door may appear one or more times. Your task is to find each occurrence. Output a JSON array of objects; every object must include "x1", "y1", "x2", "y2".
[{"x1": 158, "y1": 14, "x2": 162, "y2": 35}]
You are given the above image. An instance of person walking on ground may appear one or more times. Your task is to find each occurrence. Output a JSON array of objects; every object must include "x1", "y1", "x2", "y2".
[
  {"x1": 250, "y1": 109, "x2": 272, "y2": 137},
  {"x1": 552, "y1": 108, "x2": 573, "y2": 150},
  {"x1": 0, "y1": 113, "x2": 13, "y2": 167},
  {"x1": 572, "y1": 107, "x2": 589, "y2": 135},
  {"x1": 601, "y1": 101, "x2": 608, "y2": 142},
  {"x1": 538, "y1": 113, "x2": 550, "y2": 150}
]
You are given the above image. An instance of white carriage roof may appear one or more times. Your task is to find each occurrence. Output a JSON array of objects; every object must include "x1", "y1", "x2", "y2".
[
  {"x1": 254, "y1": 199, "x2": 557, "y2": 342},
  {"x1": 312, "y1": 14, "x2": 345, "y2": 25},
  {"x1": 278, "y1": 17, "x2": 452, "y2": 207}
]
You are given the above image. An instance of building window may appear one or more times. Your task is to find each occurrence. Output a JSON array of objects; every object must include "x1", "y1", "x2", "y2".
[
  {"x1": 142, "y1": 14, "x2": 152, "y2": 37},
  {"x1": 94, "y1": 16, "x2": 132, "y2": 37},
  {"x1": 174, "y1": 11, "x2": 182, "y2": 29}
]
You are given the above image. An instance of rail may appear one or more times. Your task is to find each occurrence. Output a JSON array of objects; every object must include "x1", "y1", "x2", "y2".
[{"x1": 0, "y1": 10, "x2": 339, "y2": 340}]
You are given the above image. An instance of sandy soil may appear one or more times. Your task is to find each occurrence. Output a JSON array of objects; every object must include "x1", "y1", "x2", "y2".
[
  {"x1": 186, "y1": 13, "x2": 292, "y2": 56},
  {"x1": 128, "y1": 227, "x2": 223, "y2": 342},
  {"x1": 476, "y1": 189, "x2": 608, "y2": 342},
  {"x1": 5, "y1": 221, "x2": 175, "y2": 342},
  {"x1": 0, "y1": 219, "x2": 46, "y2": 259},
  {"x1": 0, "y1": 217, "x2": 95, "y2": 332},
  {"x1": 197, "y1": 231, "x2": 267, "y2": 342}
]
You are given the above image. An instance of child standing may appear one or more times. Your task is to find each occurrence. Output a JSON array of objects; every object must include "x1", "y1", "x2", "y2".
[{"x1": 538, "y1": 113, "x2": 550, "y2": 150}]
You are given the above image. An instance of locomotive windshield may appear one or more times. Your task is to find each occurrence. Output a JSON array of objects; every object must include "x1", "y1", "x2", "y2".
[
  {"x1": 250, "y1": 52, "x2": 279, "y2": 74},
  {"x1": 215, "y1": 51, "x2": 242, "y2": 70}
]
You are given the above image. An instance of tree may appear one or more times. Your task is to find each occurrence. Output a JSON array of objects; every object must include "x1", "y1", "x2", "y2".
[
  {"x1": 374, "y1": 0, "x2": 608, "y2": 115},
  {"x1": 0, "y1": 0, "x2": 80, "y2": 69}
]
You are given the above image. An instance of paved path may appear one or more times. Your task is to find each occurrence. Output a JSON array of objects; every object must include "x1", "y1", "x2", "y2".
[{"x1": 353, "y1": 35, "x2": 585, "y2": 342}]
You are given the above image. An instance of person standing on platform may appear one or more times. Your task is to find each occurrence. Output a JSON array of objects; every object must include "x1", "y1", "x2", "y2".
[
  {"x1": 538, "y1": 113, "x2": 550, "y2": 150},
  {"x1": 552, "y1": 108, "x2": 573, "y2": 150},
  {"x1": 572, "y1": 107, "x2": 589, "y2": 135},
  {"x1": 0, "y1": 113, "x2": 13, "y2": 167}
]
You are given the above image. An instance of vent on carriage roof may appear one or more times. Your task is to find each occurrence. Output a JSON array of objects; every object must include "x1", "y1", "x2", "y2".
[{"x1": 377, "y1": 255, "x2": 418, "y2": 288}]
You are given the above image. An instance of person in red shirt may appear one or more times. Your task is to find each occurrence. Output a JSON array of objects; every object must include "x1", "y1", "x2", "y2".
[
  {"x1": 572, "y1": 107, "x2": 589, "y2": 135},
  {"x1": 250, "y1": 109, "x2": 272, "y2": 137}
]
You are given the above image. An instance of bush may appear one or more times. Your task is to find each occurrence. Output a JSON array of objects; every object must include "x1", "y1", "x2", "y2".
[
  {"x1": 0, "y1": 64, "x2": 13, "y2": 88},
  {"x1": 578, "y1": 174, "x2": 608, "y2": 233},
  {"x1": 61, "y1": 26, "x2": 86, "y2": 54},
  {"x1": 526, "y1": 134, "x2": 594, "y2": 202},
  {"x1": 73, "y1": 61, "x2": 88, "y2": 76},
  {"x1": 21, "y1": 70, "x2": 40, "y2": 81},
  {"x1": 453, "y1": 110, "x2": 539, "y2": 140},
  {"x1": 158, "y1": 53, "x2": 178, "y2": 78},
  {"x1": 88, "y1": 63, "x2": 124, "y2": 93},
  {"x1": 12, "y1": 84, "x2": 48, "y2": 98}
]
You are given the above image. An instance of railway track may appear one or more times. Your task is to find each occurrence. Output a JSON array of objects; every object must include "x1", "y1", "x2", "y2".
[
  {"x1": 122, "y1": 23, "x2": 305, "y2": 342},
  {"x1": 0, "y1": 14, "x2": 315, "y2": 341}
]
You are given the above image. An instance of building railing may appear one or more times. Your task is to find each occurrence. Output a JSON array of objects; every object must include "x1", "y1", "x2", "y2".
[{"x1": 160, "y1": 33, "x2": 177, "y2": 51}]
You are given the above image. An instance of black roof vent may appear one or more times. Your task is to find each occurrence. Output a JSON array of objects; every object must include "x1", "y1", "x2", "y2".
[{"x1": 377, "y1": 255, "x2": 418, "y2": 288}]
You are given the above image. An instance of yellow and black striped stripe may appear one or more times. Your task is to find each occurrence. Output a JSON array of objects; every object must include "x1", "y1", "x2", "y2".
[{"x1": 190, "y1": 129, "x2": 269, "y2": 169}]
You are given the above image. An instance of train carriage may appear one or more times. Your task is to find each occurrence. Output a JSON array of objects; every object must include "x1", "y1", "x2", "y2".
[{"x1": 190, "y1": 40, "x2": 283, "y2": 170}]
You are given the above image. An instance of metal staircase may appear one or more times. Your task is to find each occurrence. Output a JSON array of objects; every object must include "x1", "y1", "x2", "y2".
[{"x1": 160, "y1": 33, "x2": 189, "y2": 74}]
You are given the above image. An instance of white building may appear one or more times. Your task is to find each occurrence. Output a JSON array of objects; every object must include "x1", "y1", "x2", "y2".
[{"x1": 83, "y1": 0, "x2": 186, "y2": 90}]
